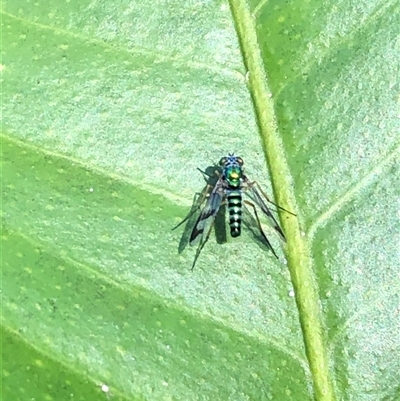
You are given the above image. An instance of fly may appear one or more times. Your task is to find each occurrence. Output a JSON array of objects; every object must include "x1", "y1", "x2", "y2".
[{"x1": 174, "y1": 154, "x2": 294, "y2": 270}]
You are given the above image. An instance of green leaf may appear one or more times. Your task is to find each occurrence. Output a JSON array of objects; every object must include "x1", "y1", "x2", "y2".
[{"x1": 1, "y1": 1, "x2": 399, "y2": 401}]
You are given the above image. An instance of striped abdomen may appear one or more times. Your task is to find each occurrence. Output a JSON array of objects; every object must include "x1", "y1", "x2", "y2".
[{"x1": 227, "y1": 189, "x2": 242, "y2": 237}]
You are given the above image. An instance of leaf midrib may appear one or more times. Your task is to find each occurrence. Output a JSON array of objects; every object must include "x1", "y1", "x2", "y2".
[{"x1": 228, "y1": 1, "x2": 336, "y2": 400}]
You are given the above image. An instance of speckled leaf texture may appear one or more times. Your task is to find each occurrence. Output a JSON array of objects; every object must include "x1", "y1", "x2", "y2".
[{"x1": 1, "y1": 1, "x2": 399, "y2": 401}]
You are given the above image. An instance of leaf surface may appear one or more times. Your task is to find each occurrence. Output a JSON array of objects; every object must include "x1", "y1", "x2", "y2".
[{"x1": 2, "y1": 1, "x2": 399, "y2": 400}]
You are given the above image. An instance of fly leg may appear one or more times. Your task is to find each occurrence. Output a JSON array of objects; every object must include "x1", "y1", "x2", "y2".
[
  {"x1": 172, "y1": 183, "x2": 213, "y2": 230},
  {"x1": 246, "y1": 179, "x2": 296, "y2": 216},
  {"x1": 197, "y1": 167, "x2": 221, "y2": 185},
  {"x1": 191, "y1": 220, "x2": 216, "y2": 270},
  {"x1": 244, "y1": 199, "x2": 279, "y2": 259},
  {"x1": 190, "y1": 196, "x2": 226, "y2": 270},
  {"x1": 174, "y1": 166, "x2": 222, "y2": 231}
]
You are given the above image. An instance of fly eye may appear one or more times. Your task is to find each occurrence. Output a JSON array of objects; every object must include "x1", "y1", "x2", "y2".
[
  {"x1": 219, "y1": 157, "x2": 227, "y2": 166},
  {"x1": 237, "y1": 157, "x2": 244, "y2": 165}
]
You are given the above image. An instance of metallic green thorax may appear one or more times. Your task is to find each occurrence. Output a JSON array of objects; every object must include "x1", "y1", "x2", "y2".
[{"x1": 225, "y1": 165, "x2": 242, "y2": 188}]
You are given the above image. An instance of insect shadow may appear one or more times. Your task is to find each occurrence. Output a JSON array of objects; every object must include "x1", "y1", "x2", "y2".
[{"x1": 174, "y1": 163, "x2": 227, "y2": 254}]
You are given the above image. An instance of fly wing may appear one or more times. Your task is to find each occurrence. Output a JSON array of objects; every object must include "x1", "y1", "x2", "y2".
[
  {"x1": 190, "y1": 180, "x2": 224, "y2": 247},
  {"x1": 244, "y1": 180, "x2": 286, "y2": 241}
]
